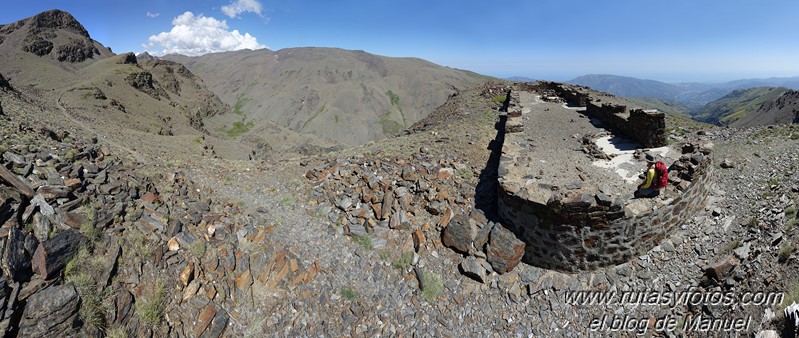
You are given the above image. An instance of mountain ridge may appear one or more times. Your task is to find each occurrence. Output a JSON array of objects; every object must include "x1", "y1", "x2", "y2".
[
  {"x1": 162, "y1": 47, "x2": 492, "y2": 145},
  {"x1": 568, "y1": 73, "x2": 799, "y2": 113},
  {"x1": 0, "y1": 10, "x2": 336, "y2": 161}
]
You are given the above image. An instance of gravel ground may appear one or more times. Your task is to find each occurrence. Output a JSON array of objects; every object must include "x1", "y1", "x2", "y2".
[{"x1": 175, "y1": 106, "x2": 799, "y2": 337}]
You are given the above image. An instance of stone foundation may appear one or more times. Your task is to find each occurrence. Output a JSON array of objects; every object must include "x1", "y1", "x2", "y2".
[
  {"x1": 536, "y1": 82, "x2": 666, "y2": 148},
  {"x1": 497, "y1": 86, "x2": 714, "y2": 272}
]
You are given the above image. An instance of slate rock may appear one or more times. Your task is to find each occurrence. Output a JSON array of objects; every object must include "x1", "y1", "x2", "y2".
[
  {"x1": 18, "y1": 284, "x2": 79, "y2": 337},
  {"x1": 460, "y1": 256, "x2": 488, "y2": 283},
  {"x1": 3, "y1": 227, "x2": 32, "y2": 282},
  {"x1": 595, "y1": 192, "x2": 612, "y2": 207}
]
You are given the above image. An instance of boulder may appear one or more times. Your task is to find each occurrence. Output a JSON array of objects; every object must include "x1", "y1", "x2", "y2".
[
  {"x1": 18, "y1": 284, "x2": 79, "y2": 337},
  {"x1": 486, "y1": 225, "x2": 525, "y2": 274},
  {"x1": 441, "y1": 214, "x2": 476, "y2": 253},
  {"x1": 31, "y1": 229, "x2": 84, "y2": 279},
  {"x1": 704, "y1": 255, "x2": 736, "y2": 281}
]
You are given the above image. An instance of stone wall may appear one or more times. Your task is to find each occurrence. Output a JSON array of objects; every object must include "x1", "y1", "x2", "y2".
[
  {"x1": 535, "y1": 82, "x2": 666, "y2": 148},
  {"x1": 497, "y1": 88, "x2": 714, "y2": 272},
  {"x1": 586, "y1": 101, "x2": 667, "y2": 148}
]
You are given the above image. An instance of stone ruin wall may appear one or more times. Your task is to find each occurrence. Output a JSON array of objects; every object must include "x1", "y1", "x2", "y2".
[
  {"x1": 497, "y1": 88, "x2": 714, "y2": 272},
  {"x1": 538, "y1": 82, "x2": 667, "y2": 148}
]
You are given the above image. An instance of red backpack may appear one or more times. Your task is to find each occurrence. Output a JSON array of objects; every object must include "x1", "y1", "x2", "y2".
[{"x1": 653, "y1": 161, "x2": 669, "y2": 189}]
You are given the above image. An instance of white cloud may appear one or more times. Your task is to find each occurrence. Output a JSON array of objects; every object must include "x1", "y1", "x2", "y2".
[
  {"x1": 143, "y1": 12, "x2": 266, "y2": 56},
  {"x1": 146, "y1": 11, "x2": 160, "y2": 18},
  {"x1": 221, "y1": 0, "x2": 263, "y2": 18}
]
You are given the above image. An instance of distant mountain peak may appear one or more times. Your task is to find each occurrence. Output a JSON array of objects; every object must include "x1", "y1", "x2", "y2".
[
  {"x1": 28, "y1": 9, "x2": 90, "y2": 38},
  {"x1": 0, "y1": 9, "x2": 110, "y2": 64}
]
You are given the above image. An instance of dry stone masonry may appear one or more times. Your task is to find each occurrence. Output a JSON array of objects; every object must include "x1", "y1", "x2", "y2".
[
  {"x1": 540, "y1": 82, "x2": 667, "y2": 148},
  {"x1": 497, "y1": 84, "x2": 715, "y2": 272}
]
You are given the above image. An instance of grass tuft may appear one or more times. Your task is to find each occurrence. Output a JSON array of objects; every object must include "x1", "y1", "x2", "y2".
[
  {"x1": 491, "y1": 95, "x2": 507, "y2": 104},
  {"x1": 65, "y1": 246, "x2": 113, "y2": 331},
  {"x1": 106, "y1": 327, "x2": 128, "y2": 338},
  {"x1": 420, "y1": 270, "x2": 443, "y2": 302},
  {"x1": 779, "y1": 243, "x2": 794, "y2": 262},
  {"x1": 782, "y1": 282, "x2": 799, "y2": 307},
  {"x1": 352, "y1": 234, "x2": 373, "y2": 251},
  {"x1": 457, "y1": 167, "x2": 474, "y2": 180},
  {"x1": 392, "y1": 252, "x2": 413, "y2": 270},
  {"x1": 340, "y1": 287, "x2": 358, "y2": 301},
  {"x1": 136, "y1": 280, "x2": 168, "y2": 326},
  {"x1": 224, "y1": 120, "x2": 255, "y2": 137},
  {"x1": 280, "y1": 195, "x2": 295, "y2": 206},
  {"x1": 189, "y1": 240, "x2": 207, "y2": 259}
]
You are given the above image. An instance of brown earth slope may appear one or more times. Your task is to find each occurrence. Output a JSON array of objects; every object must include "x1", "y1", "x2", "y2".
[{"x1": 163, "y1": 48, "x2": 492, "y2": 145}]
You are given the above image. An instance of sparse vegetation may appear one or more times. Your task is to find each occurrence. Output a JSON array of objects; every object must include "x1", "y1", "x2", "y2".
[
  {"x1": 767, "y1": 178, "x2": 779, "y2": 187},
  {"x1": 457, "y1": 167, "x2": 474, "y2": 180},
  {"x1": 64, "y1": 148, "x2": 76, "y2": 160},
  {"x1": 106, "y1": 327, "x2": 128, "y2": 338},
  {"x1": 300, "y1": 104, "x2": 326, "y2": 132},
  {"x1": 233, "y1": 94, "x2": 251, "y2": 116},
  {"x1": 352, "y1": 234, "x2": 373, "y2": 250},
  {"x1": 78, "y1": 205, "x2": 100, "y2": 244},
  {"x1": 722, "y1": 240, "x2": 741, "y2": 253},
  {"x1": 223, "y1": 120, "x2": 255, "y2": 137},
  {"x1": 779, "y1": 243, "x2": 794, "y2": 262},
  {"x1": 65, "y1": 246, "x2": 113, "y2": 331},
  {"x1": 379, "y1": 111, "x2": 405, "y2": 136},
  {"x1": 126, "y1": 228, "x2": 154, "y2": 260},
  {"x1": 189, "y1": 240, "x2": 207, "y2": 258},
  {"x1": 420, "y1": 270, "x2": 443, "y2": 302},
  {"x1": 136, "y1": 280, "x2": 168, "y2": 326},
  {"x1": 785, "y1": 206, "x2": 796, "y2": 219},
  {"x1": 340, "y1": 287, "x2": 358, "y2": 301},
  {"x1": 392, "y1": 251, "x2": 413, "y2": 270},
  {"x1": 386, "y1": 90, "x2": 402, "y2": 112},
  {"x1": 782, "y1": 282, "x2": 799, "y2": 307},
  {"x1": 280, "y1": 195, "x2": 294, "y2": 206},
  {"x1": 491, "y1": 95, "x2": 507, "y2": 104}
]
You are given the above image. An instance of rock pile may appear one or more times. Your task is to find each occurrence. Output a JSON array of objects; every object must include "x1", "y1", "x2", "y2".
[
  {"x1": 306, "y1": 149, "x2": 525, "y2": 284},
  {"x1": 0, "y1": 121, "x2": 314, "y2": 336}
]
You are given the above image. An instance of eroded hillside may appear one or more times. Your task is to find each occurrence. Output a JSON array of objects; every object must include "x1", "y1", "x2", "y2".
[{"x1": 164, "y1": 48, "x2": 491, "y2": 145}]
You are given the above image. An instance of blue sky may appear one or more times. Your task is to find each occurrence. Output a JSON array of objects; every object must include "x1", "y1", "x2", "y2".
[{"x1": 2, "y1": 0, "x2": 798, "y2": 82}]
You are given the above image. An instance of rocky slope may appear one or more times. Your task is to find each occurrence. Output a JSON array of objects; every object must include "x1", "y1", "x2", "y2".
[
  {"x1": 569, "y1": 74, "x2": 799, "y2": 114},
  {"x1": 3, "y1": 63, "x2": 799, "y2": 337},
  {"x1": 1, "y1": 10, "x2": 798, "y2": 338},
  {"x1": 734, "y1": 90, "x2": 799, "y2": 127},
  {"x1": 694, "y1": 86, "x2": 790, "y2": 126},
  {"x1": 0, "y1": 10, "x2": 338, "y2": 162},
  {"x1": 163, "y1": 48, "x2": 491, "y2": 145}
]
